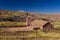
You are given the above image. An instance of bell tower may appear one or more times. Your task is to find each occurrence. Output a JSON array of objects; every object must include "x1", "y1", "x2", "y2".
[{"x1": 26, "y1": 13, "x2": 31, "y2": 26}]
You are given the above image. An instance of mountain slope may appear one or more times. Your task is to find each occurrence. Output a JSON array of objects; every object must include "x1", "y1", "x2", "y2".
[{"x1": 0, "y1": 10, "x2": 60, "y2": 22}]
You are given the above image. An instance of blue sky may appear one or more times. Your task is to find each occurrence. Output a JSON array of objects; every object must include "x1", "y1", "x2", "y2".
[{"x1": 0, "y1": 0, "x2": 60, "y2": 14}]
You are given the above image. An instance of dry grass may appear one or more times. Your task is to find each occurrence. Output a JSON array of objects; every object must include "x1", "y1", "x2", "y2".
[
  {"x1": 0, "y1": 30, "x2": 60, "y2": 40},
  {"x1": 0, "y1": 22, "x2": 26, "y2": 27},
  {"x1": 0, "y1": 21, "x2": 60, "y2": 40}
]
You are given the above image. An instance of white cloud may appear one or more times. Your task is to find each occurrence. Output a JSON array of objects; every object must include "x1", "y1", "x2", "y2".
[{"x1": 18, "y1": 10, "x2": 24, "y2": 12}]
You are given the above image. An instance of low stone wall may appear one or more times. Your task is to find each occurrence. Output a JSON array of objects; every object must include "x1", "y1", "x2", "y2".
[{"x1": 2, "y1": 26, "x2": 33, "y2": 32}]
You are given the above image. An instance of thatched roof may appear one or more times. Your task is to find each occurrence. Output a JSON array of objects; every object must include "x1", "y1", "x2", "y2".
[{"x1": 31, "y1": 20, "x2": 48, "y2": 27}]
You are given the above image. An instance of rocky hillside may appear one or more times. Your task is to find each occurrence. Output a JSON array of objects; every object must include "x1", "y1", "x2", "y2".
[
  {"x1": 0, "y1": 10, "x2": 27, "y2": 22},
  {"x1": 0, "y1": 10, "x2": 60, "y2": 22}
]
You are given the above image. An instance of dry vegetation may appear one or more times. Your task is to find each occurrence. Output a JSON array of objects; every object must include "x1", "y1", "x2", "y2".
[
  {"x1": 0, "y1": 22, "x2": 26, "y2": 27},
  {"x1": 0, "y1": 30, "x2": 60, "y2": 40},
  {"x1": 0, "y1": 10, "x2": 60, "y2": 40}
]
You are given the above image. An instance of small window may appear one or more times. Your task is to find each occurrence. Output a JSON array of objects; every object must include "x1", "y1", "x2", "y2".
[{"x1": 33, "y1": 27, "x2": 40, "y2": 30}]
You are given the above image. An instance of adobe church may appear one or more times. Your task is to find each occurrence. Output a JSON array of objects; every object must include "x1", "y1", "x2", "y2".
[{"x1": 26, "y1": 15, "x2": 54, "y2": 32}]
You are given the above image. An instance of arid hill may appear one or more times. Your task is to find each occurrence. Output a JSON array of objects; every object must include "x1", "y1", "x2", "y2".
[
  {"x1": 30, "y1": 13, "x2": 60, "y2": 22},
  {"x1": 0, "y1": 10, "x2": 60, "y2": 22}
]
